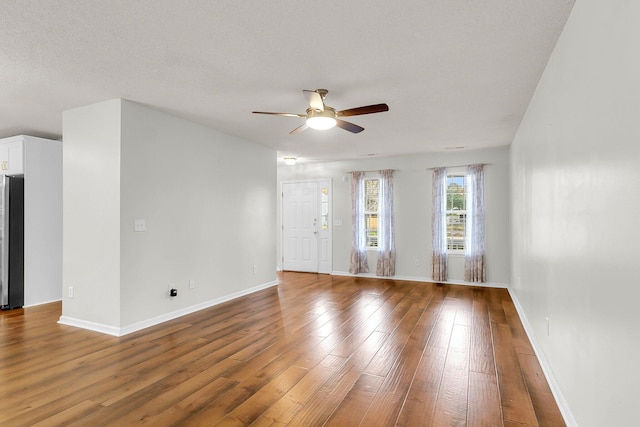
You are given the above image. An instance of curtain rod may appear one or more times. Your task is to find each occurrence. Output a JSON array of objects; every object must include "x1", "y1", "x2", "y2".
[
  {"x1": 427, "y1": 163, "x2": 491, "y2": 170},
  {"x1": 347, "y1": 169, "x2": 396, "y2": 174}
]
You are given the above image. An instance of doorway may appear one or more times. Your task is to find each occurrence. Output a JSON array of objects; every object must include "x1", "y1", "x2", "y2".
[{"x1": 281, "y1": 179, "x2": 331, "y2": 274}]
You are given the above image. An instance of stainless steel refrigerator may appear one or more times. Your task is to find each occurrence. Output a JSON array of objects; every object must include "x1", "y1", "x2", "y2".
[{"x1": 0, "y1": 175, "x2": 24, "y2": 310}]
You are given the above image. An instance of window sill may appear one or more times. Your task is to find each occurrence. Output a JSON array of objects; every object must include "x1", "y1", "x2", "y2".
[{"x1": 448, "y1": 252, "x2": 465, "y2": 257}]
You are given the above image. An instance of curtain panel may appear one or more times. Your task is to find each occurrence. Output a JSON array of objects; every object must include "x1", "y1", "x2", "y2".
[
  {"x1": 349, "y1": 171, "x2": 369, "y2": 274},
  {"x1": 376, "y1": 169, "x2": 395, "y2": 276},
  {"x1": 465, "y1": 164, "x2": 486, "y2": 282},
  {"x1": 431, "y1": 167, "x2": 448, "y2": 282}
]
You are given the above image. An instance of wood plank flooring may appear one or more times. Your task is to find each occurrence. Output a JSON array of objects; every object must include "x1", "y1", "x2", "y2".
[{"x1": 0, "y1": 272, "x2": 565, "y2": 426}]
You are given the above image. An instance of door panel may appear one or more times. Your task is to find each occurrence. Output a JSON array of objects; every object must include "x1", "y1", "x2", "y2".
[
  {"x1": 320, "y1": 238, "x2": 330, "y2": 265},
  {"x1": 283, "y1": 182, "x2": 318, "y2": 272},
  {"x1": 282, "y1": 180, "x2": 332, "y2": 274}
]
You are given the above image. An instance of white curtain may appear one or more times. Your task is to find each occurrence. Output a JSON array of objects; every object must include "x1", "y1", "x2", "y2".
[
  {"x1": 377, "y1": 169, "x2": 395, "y2": 276},
  {"x1": 465, "y1": 164, "x2": 486, "y2": 282},
  {"x1": 349, "y1": 171, "x2": 369, "y2": 274},
  {"x1": 431, "y1": 167, "x2": 448, "y2": 282}
]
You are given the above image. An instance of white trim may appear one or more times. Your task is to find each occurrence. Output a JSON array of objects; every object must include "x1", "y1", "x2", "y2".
[
  {"x1": 57, "y1": 280, "x2": 279, "y2": 337},
  {"x1": 331, "y1": 271, "x2": 508, "y2": 288},
  {"x1": 57, "y1": 316, "x2": 122, "y2": 336},
  {"x1": 508, "y1": 288, "x2": 578, "y2": 427}
]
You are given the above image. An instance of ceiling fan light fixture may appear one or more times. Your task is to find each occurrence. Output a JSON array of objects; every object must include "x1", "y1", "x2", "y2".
[
  {"x1": 252, "y1": 89, "x2": 388, "y2": 134},
  {"x1": 306, "y1": 116, "x2": 336, "y2": 130}
]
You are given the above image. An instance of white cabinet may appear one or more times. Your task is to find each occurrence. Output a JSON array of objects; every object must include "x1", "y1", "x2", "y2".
[{"x1": 0, "y1": 140, "x2": 24, "y2": 176}]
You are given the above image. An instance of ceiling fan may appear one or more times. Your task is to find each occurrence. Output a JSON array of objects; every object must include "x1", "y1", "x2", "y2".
[{"x1": 252, "y1": 89, "x2": 389, "y2": 134}]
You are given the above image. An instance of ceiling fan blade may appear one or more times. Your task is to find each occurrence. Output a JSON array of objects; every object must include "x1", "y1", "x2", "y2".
[
  {"x1": 337, "y1": 103, "x2": 389, "y2": 117},
  {"x1": 252, "y1": 111, "x2": 306, "y2": 118},
  {"x1": 290, "y1": 123, "x2": 309, "y2": 134},
  {"x1": 303, "y1": 90, "x2": 324, "y2": 112},
  {"x1": 335, "y1": 119, "x2": 364, "y2": 134}
]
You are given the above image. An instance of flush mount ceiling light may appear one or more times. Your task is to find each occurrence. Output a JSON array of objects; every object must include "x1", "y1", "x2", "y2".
[
  {"x1": 252, "y1": 88, "x2": 388, "y2": 134},
  {"x1": 305, "y1": 108, "x2": 337, "y2": 130},
  {"x1": 283, "y1": 157, "x2": 297, "y2": 166}
]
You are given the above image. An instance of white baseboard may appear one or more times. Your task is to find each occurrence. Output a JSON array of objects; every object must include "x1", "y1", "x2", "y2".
[
  {"x1": 58, "y1": 316, "x2": 122, "y2": 336},
  {"x1": 57, "y1": 279, "x2": 279, "y2": 337},
  {"x1": 508, "y1": 288, "x2": 578, "y2": 427},
  {"x1": 331, "y1": 270, "x2": 508, "y2": 289}
]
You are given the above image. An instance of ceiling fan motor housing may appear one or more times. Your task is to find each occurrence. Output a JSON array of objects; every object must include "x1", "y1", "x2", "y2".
[
  {"x1": 315, "y1": 88, "x2": 329, "y2": 99},
  {"x1": 306, "y1": 106, "x2": 336, "y2": 118}
]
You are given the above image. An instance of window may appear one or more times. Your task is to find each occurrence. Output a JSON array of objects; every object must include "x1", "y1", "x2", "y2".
[
  {"x1": 321, "y1": 187, "x2": 329, "y2": 230},
  {"x1": 364, "y1": 178, "x2": 379, "y2": 248},
  {"x1": 446, "y1": 174, "x2": 466, "y2": 252}
]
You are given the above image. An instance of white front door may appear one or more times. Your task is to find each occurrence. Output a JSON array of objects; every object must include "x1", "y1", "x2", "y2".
[
  {"x1": 283, "y1": 182, "x2": 318, "y2": 272},
  {"x1": 282, "y1": 179, "x2": 332, "y2": 273}
]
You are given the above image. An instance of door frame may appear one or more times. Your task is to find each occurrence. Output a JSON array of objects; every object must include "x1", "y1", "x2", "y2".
[{"x1": 280, "y1": 178, "x2": 332, "y2": 274}]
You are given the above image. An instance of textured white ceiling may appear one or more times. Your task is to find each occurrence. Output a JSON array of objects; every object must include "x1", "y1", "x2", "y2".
[{"x1": 1, "y1": 1, "x2": 575, "y2": 163}]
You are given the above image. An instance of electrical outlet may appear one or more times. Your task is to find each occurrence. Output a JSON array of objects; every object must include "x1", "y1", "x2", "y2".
[
  {"x1": 189, "y1": 280, "x2": 195, "y2": 289},
  {"x1": 414, "y1": 258, "x2": 420, "y2": 266},
  {"x1": 134, "y1": 219, "x2": 146, "y2": 232},
  {"x1": 68, "y1": 286, "x2": 74, "y2": 298},
  {"x1": 253, "y1": 265, "x2": 257, "y2": 274}
]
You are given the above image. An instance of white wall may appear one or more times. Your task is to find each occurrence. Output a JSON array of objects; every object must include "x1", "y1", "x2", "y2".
[
  {"x1": 62, "y1": 99, "x2": 122, "y2": 326},
  {"x1": 23, "y1": 136, "x2": 63, "y2": 306},
  {"x1": 278, "y1": 146, "x2": 510, "y2": 285},
  {"x1": 62, "y1": 99, "x2": 276, "y2": 333},
  {"x1": 119, "y1": 100, "x2": 276, "y2": 326},
  {"x1": 510, "y1": 1, "x2": 640, "y2": 425}
]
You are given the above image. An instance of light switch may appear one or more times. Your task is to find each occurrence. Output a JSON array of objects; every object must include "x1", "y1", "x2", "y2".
[{"x1": 134, "y1": 219, "x2": 146, "y2": 232}]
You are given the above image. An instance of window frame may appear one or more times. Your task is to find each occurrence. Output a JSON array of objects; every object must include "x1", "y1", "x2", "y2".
[
  {"x1": 363, "y1": 175, "x2": 380, "y2": 251},
  {"x1": 445, "y1": 169, "x2": 467, "y2": 255}
]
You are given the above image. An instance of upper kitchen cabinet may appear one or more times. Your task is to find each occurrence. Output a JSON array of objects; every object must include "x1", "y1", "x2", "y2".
[{"x1": 0, "y1": 139, "x2": 24, "y2": 176}]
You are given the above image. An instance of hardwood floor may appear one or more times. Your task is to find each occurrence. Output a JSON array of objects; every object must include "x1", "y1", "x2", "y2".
[{"x1": 0, "y1": 273, "x2": 565, "y2": 426}]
